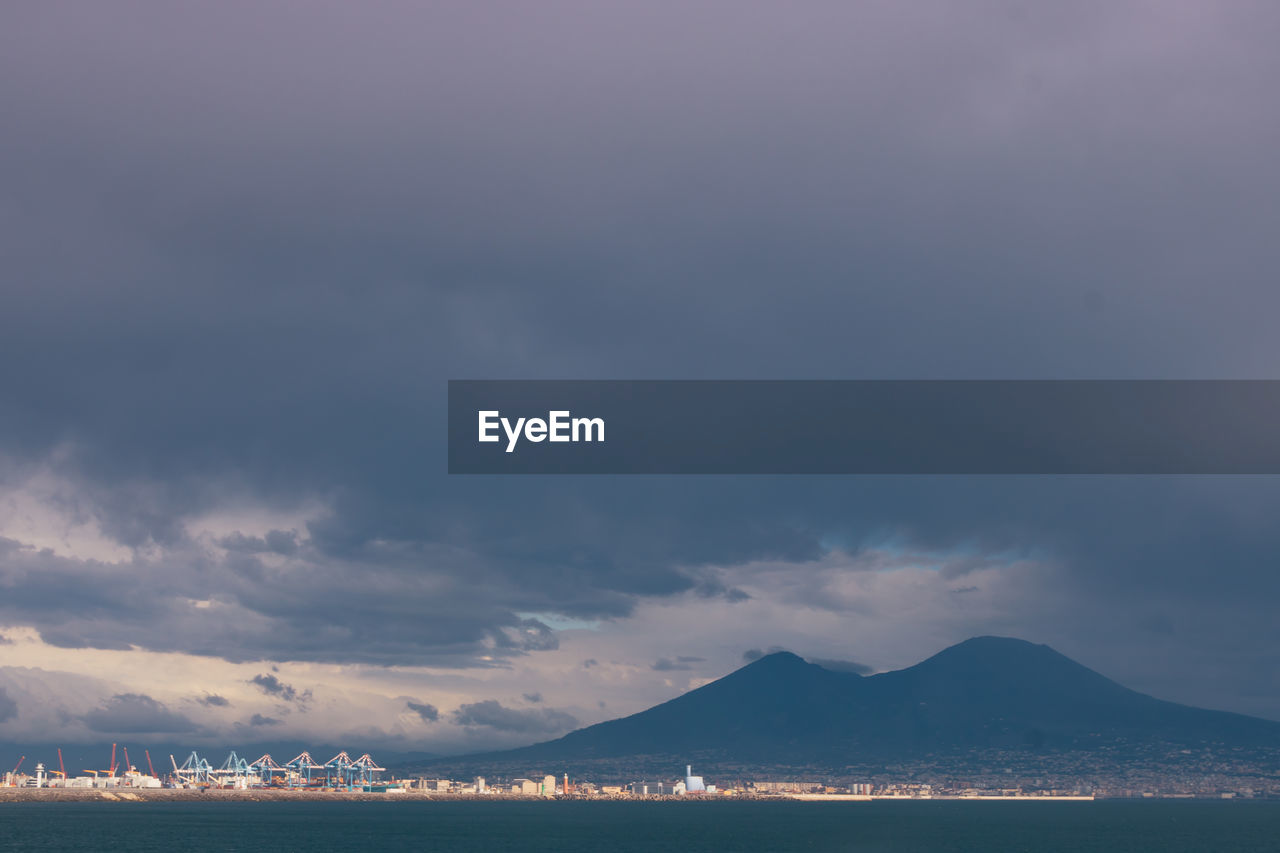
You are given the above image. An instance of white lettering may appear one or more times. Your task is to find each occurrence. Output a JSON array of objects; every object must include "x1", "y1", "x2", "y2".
[
  {"x1": 478, "y1": 411, "x2": 500, "y2": 443},
  {"x1": 572, "y1": 416, "x2": 605, "y2": 442},
  {"x1": 479, "y1": 410, "x2": 605, "y2": 452},
  {"x1": 502, "y1": 417, "x2": 526, "y2": 453},
  {"x1": 549, "y1": 411, "x2": 571, "y2": 442}
]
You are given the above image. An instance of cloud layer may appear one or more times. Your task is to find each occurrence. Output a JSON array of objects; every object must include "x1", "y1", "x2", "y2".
[{"x1": 2, "y1": 1, "x2": 1280, "y2": 751}]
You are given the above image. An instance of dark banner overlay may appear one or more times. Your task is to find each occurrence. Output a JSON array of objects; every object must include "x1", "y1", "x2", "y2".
[{"x1": 448, "y1": 380, "x2": 1280, "y2": 474}]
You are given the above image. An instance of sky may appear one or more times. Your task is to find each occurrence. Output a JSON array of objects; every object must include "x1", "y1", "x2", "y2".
[{"x1": 2, "y1": 1, "x2": 1280, "y2": 758}]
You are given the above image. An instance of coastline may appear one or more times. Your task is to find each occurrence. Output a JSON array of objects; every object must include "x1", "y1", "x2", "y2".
[{"x1": 0, "y1": 788, "x2": 1160, "y2": 804}]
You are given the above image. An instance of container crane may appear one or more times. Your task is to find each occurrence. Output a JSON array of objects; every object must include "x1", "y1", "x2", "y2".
[
  {"x1": 250, "y1": 754, "x2": 287, "y2": 786},
  {"x1": 323, "y1": 751, "x2": 356, "y2": 789},
  {"x1": 216, "y1": 751, "x2": 251, "y2": 787},
  {"x1": 173, "y1": 751, "x2": 212, "y2": 785},
  {"x1": 285, "y1": 752, "x2": 323, "y2": 787},
  {"x1": 350, "y1": 754, "x2": 385, "y2": 787}
]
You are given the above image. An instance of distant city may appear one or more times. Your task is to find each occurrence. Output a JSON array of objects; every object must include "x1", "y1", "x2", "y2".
[{"x1": 4, "y1": 746, "x2": 1278, "y2": 801}]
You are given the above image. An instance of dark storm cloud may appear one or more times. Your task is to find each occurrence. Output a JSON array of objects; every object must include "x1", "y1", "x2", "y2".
[
  {"x1": 0, "y1": 1, "x2": 1279, "y2": 720},
  {"x1": 196, "y1": 694, "x2": 231, "y2": 707},
  {"x1": 522, "y1": 692, "x2": 542, "y2": 704},
  {"x1": 219, "y1": 530, "x2": 299, "y2": 556},
  {"x1": 0, "y1": 687, "x2": 16, "y2": 722},
  {"x1": 249, "y1": 713, "x2": 282, "y2": 727},
  {"x1": 452, "y1": 700, "x2": 578, "y2": 735},
  {"x1": 808, "y1": 658, "x2": 875, "y2": 676},
  {"x1": 406, "y1": 701, "x2": 439, "y2": 723},
  {"x1": 249, "y1": 674, "x2": 304, "y2": 703},
  {"x1": 82, "y1": 694, "x2": 197, "y2": 734},
  {"x1": 492, "y1": 619, "x2": 559, "y2": 653},
  {"x1": 0, "y1": 532, "x2": 581, "y2": 665}
]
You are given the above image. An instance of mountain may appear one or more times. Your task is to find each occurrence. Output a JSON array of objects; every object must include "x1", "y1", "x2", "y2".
[{"x1": 411, "y1": 637, "x2": 1280, "y2": 775}]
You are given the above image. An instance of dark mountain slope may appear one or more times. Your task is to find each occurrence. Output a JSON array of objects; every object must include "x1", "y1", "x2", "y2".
[{"x1": 425, "y1": 637, "x2": 1280, "y2": 770}]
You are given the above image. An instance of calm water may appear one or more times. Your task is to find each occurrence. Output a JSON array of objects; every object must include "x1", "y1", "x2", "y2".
[{"x1": 1, "y1": 800, "x2": 1277, "y2": 852}]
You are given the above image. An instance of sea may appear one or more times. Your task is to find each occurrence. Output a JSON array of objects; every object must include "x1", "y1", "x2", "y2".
[{"x1": 1, "y1": 800, "x2": 1277, "y2": 852}]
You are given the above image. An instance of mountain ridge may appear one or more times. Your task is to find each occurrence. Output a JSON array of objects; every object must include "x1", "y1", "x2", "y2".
[{"x1": 412, "y1": 636, "x2": 1280, "y2": 774}]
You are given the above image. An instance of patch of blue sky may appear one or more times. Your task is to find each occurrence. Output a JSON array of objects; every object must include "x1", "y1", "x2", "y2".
[{"x1": 517, "y1": 612, "x2": 602, "y2": 632}]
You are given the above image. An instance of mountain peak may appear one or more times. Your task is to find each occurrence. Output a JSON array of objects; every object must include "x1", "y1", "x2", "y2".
[
  {"x1": 919, "y1": 635, "x2": 1065, "y2": 669},
  {"x1": 726, "y1": 650, "x2": 830, "y2": 686},
  {"x1": 743, "y1": 650, "x2": 805, "y2": 667},
  {"x1": 948, "y1": 635, "x2": 1051, "y2": 652}
]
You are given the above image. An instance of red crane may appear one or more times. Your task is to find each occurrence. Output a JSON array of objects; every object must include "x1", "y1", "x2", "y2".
[
  {"x1": 10, "y1": 755, "x2": 24, "y2": 775},
  {"x1": 145, "y1": 750, "x2": 157, "y2": 778},
  {"x1": 109, "y1": 743, "x2": 117, "y2": 776},
  {"x1": 123, "y1": 747, "x2": 132, "y2": 774},
  {"x1": 58, "y1": 748, "x2": 66, "y2": 779}
]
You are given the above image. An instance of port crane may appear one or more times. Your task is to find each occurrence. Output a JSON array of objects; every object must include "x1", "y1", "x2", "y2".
[
  {"x1": 86, "y1": 744, "x2": 119, "y2": 779},
  {"x1": 285, "y1": 752, "x2": 323, "y2": 787},
  {"x1": 250, "y1": 754, "x2": 287, "y2": 786},
  {"x1": 173, "y1": 751, "x2": 213, "y2": 785},
  {"x1": 216, "y1": 751, "x2": 252, "y2": 786},
  {"x1": 324, "y1": 751, "x2": 357, "y2": 788},
  {"x1": 35, "y1": 749, "x2": 67, "y2": 784},
  {"x1": 350, "y1": 754, "x2": 385, "y2": 786}
]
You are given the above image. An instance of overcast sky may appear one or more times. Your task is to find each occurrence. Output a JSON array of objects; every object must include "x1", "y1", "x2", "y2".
[{"x1": 2, "y1": 1, "x2": 1280, "y2": 757}]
